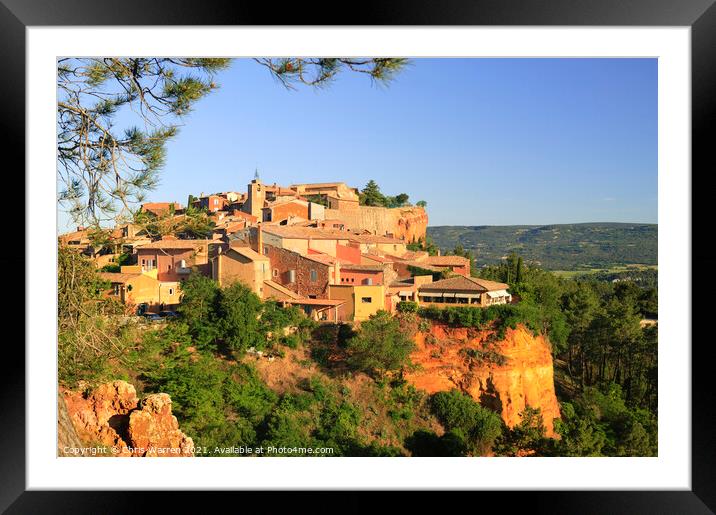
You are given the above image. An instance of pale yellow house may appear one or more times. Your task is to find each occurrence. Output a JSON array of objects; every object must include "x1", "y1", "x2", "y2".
[
  {"x1": 99, "y1": 266, "x2": 182, "y2": 313},
  {"x1": 328, "y1": 284, "x2": 385, "y2": 322}
]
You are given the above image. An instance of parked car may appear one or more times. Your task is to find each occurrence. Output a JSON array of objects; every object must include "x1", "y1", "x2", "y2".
[
  {"x1": 159, "y1": 310, "x2": 179, "y2": 319},
  {"x1": 142, "y1": 312, "x2": 163, "y2": 323}
]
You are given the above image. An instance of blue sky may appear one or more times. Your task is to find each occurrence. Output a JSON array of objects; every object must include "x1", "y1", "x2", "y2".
[{"x1": 60, "y1": 58, "x2": 657, "y2": 230}]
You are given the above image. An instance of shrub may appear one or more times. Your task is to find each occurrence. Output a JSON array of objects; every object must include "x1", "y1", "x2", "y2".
[
  {"x1": 494, "y1": 406, "x2": 551, "y2": 457},
  {"x1": 430, "y1": 389, "x2": 503, "y2": 455},
  {"x1": 346, "y1": 310, "x2": 416, "y2": 378},
  {"x1": 281, "y1": 334, "x2": 301, "y2": 349},
  {"x1": 396, "y1": 301, "x2": 418, "y2": 313}
]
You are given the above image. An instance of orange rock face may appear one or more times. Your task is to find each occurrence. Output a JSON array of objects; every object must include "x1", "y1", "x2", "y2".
[
  {"x1": 127, "y1": 394, "x2": 195, "y2": 457},
  {"x1": 405, "y1": 323, "x2": 561, "y2": 436},
  {"x1": 324, "y1": 206, "x2": 428, "y2": 242},
  {"x1": 61, "y1": 380, "x2": 194, "y2": 457},
  {"x1": 393, "y1": 207, "x2": 429, "y2": 242}
]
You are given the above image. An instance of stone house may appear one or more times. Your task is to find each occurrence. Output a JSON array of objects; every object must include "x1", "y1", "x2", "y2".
[{"x1": 263, "y1": 244, "x2": 337, "y2": 299}]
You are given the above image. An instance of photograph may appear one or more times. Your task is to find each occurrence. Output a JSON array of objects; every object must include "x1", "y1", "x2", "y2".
[{"x1": 55, "y1": 56, "x2": 659, "y2": 459}]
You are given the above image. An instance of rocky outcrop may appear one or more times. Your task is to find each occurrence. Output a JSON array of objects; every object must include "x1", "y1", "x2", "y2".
[
  {"x1": 127, "y1": 394, "x2": 195, "y2": 457},
  {"x1": 324, "y1": 206, "x2": 428, "y2": 242},
  {"x1": 405, "y1": 323, "x2": 561, "y2": 436},
  {"x1": 60, "y1": 380, "x2": 194, "y2": 457}
]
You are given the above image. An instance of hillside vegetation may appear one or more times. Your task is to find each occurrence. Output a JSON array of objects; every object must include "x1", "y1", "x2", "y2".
[
  {"x1": 59, "y1": 245, "x2": 657, "y2": 457},
  {"x1": 427, "y1": 223, "x2": 657, "y2": 271}
]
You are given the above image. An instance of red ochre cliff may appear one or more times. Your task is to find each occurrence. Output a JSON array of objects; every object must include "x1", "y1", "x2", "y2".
[
  {"x1": 59, "y1": 380, "x2": 194, "y2": 457},
  {"x1": 405, "y1": 323, "x2": 561, "y2": 436},
  {"x1": 324, "y1": 206, "x2": 428, "y2": 242}
]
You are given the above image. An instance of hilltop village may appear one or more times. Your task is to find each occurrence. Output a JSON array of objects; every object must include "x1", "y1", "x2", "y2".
[{"x1": 59, "y1": 179, "x2": 513, "y2": 322}]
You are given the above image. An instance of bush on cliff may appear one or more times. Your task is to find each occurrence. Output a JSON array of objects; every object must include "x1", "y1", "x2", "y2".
[
  {"x1": 346, "y1": 310, "x2": 416, "y2": 379},
  {"x1": 416, "y1": 302, "x2": 568, "y2": 351},
  {"x1": 430, "y1": 389, "x2": 503, "y2": 456},
  {"x1": 493, "y1": 406, "x2": 551, "y2": 456}
]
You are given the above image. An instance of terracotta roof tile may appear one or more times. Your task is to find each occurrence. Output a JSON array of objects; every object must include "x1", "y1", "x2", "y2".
[
  {"x1": 426, "y1": 255, "x2": 471, "y2": 267},
  {"x1": 135, "y1": 239, "x2": 211, "y2": 250},
  {"x1": 419, "y1": 275, "x2": 509, "y2": 293}
]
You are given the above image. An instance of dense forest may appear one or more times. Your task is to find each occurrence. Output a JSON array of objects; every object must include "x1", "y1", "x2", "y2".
[
  {"x1": 426, "y1": 223, "x2": 657, "y2": 270},
  {"x1": 59, "y1": 244, "x2": 657, "y2": 457}
]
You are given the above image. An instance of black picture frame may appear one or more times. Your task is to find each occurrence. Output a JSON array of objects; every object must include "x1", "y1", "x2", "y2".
[{"x1": 4, "y1": 0, "x2": 712, "y2": 512}]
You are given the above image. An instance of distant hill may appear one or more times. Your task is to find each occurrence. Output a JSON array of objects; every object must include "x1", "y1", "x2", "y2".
[{"x1": 427, "y1": 223, "x2": 657, "y2": 271}]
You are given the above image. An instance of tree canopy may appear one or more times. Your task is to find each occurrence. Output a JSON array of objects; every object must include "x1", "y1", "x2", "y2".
[
  {"x1": 58, "y1": 58, "x2": 232, "y2": 226},
  {"x1": 358, "y1": 180, "x2": 412, "y2": 208},
  {"x1": 346, "y1": 310, "x2": 415, "y2": 378}
]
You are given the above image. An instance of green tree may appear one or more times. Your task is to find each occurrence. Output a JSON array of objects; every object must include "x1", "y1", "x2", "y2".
[
  {"x1": 394, "y1": 193, "x2": 410, "y2": 206},
  {"x1": 552, "y1": 402, "x2": 606, "y2": 456},
  {"x1": 217, "y1": 282, "x2": 264, "y2": 352},
  {"x1": 494, "y1": 406, "x2": 551, "y2": 456},
  {"x1": 430, "y1": 389, "x2": 503, "y2": 455},
  {"x1": 177, "y1": 272, "x2": 220, "y2": 347},
  {"x1": 346, "y1": 310, "x2": 415, "y2": 378},
  {"x1": 516, "y1": 256, "x2": 523, "y2": 283},
  {"x1": 57, "y1": 245, "x2": 126, "y2": 384},
  {"x1": 416, "y1": 200, "x2": 427, "y2": 208},
  {"x1": 360, "y1": 180, "x2": 386, "y2": 207}
]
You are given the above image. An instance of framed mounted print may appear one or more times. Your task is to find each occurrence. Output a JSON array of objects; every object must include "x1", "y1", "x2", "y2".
[{"x1": 5, "y1": 0, "x2": 714, "y2": 512}]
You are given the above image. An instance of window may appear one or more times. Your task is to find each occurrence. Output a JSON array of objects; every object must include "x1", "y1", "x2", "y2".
[
  {"x1": 113, "y1": 284, "x2": 120, "y2": 296},
  {"x1": 361, "y1": 297, "x2": 372, "y2": 304},
  {"x1": 169, "y1": 288, "x2": 174, "y2": 295},
  {"x1": 310, "y1": 269, "x2": 317, "y2": 281},
  {"x1": 264, "y1": 247, "x2": 269, "y2": 255},
  {"x1": 273, "y1": 268, "x2": 278, "y2": 277}
]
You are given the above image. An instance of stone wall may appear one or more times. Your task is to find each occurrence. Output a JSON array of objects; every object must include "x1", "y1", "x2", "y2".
[{"x1": 264, "y1": 245, "x2": 331, "y2": 298}]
